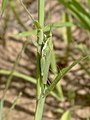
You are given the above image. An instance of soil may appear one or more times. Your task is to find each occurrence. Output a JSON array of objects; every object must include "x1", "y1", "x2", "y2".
[{"x1": 0, "y1": 0, "x2": 90, "y2": 120}]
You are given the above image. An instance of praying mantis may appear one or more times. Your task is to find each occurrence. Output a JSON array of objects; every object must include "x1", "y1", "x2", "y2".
[
  {"x1": 40, "y1": 29, "x2": 53, "y2": 85},
  {"x1": 20, "y1": 0, "x2": 53, "y2": 86}
]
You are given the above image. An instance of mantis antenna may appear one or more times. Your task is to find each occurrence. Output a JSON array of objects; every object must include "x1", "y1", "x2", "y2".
[{"x1": 19, "y1": 0, "x2": 34, "y2": 22}]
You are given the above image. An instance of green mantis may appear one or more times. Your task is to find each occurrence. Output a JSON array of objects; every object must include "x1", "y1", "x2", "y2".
[
  {"x1": 40, "y1": 30, "x2": 53, "y2": 85},
  {"x1": 20, "y1": 0, "x2": 53, "y2": 86}
]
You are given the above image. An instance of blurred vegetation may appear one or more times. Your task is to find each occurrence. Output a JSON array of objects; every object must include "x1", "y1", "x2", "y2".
[{"x1": 0, "y1": 0, "x2": 90, "y2": 120}]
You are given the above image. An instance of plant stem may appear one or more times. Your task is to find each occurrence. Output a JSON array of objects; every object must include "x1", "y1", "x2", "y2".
[
  {"x1": 0, "y1": 100, "x2": 3, "y2": 120},
  {"x1": 34, "y1": 0, "x2": 45, "y2": 120}
]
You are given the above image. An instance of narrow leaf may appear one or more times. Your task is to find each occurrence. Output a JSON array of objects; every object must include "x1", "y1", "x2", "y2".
[
  {"x1": 12, "y1": 30, "x2": 37, "y2": 37},
  {"x1": 1, "y1": 0, "x2": 7, "y2": 15},
  {"x1": 0, "y1": 69, "x2": 36, "y2": 84},
  {"x1": 60, "y1": 110, "x2": 71, "y2": 120},
  {"x1": 44, "y1": 56, "x2": 88, "y2": 96},
  {"x1": 44, "y1": 22, "x2": 73, "y2": 32},
  {"x1": 58, "y1": 0, "x2": 90, "y2": 31}
]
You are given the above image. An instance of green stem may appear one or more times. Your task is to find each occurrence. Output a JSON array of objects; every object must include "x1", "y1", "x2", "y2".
[
  {"x1": 34, "y1": 96, "x2": 45, "y2": 120},
  {"x1": 34, "y1": 0, "x2": 45, "y2": 120},
  {"x1": 0, "y1": 100, "x2": 3, "y2": 120}
]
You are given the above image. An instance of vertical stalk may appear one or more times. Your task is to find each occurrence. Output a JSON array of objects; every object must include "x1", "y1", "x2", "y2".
[
  {"x1": 63, "y1": 12, "x2": 72, "y2": 65},
  {"x1": 34, "y1": 0, "x2": 45, "y2": 120},
  {"x1": 37, "y1": 0, "x2": 44, "y2": 102},
  {"x1": 0, "y1": 100, "x2": 3, "y2": 120}
]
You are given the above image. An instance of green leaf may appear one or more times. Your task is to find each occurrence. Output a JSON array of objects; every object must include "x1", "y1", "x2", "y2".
[
  {"x1": 58, "y1": 0, "x2": 90, "y2": 31},
  {"x1": 12, "y1": 30, "x2": 37, "y2": 37},
  {"x1": 44, "y1": 56, "x2": 88, "y2": 96},
  {"x1": 60, "y1": 110, "x2": 71, "y2": 120},
  {"x1": 0, "y1": 69, "x2": 36, "y2": 84},
  {"x1": 1, "y1": 0, "x2": 7, "y2": 15},
  {"x1": 14, "y1": 22, "x2": 73, "y2": 38},
  {"x1": 44, "y1": 22, "x2": 73, "y2": 32}
]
